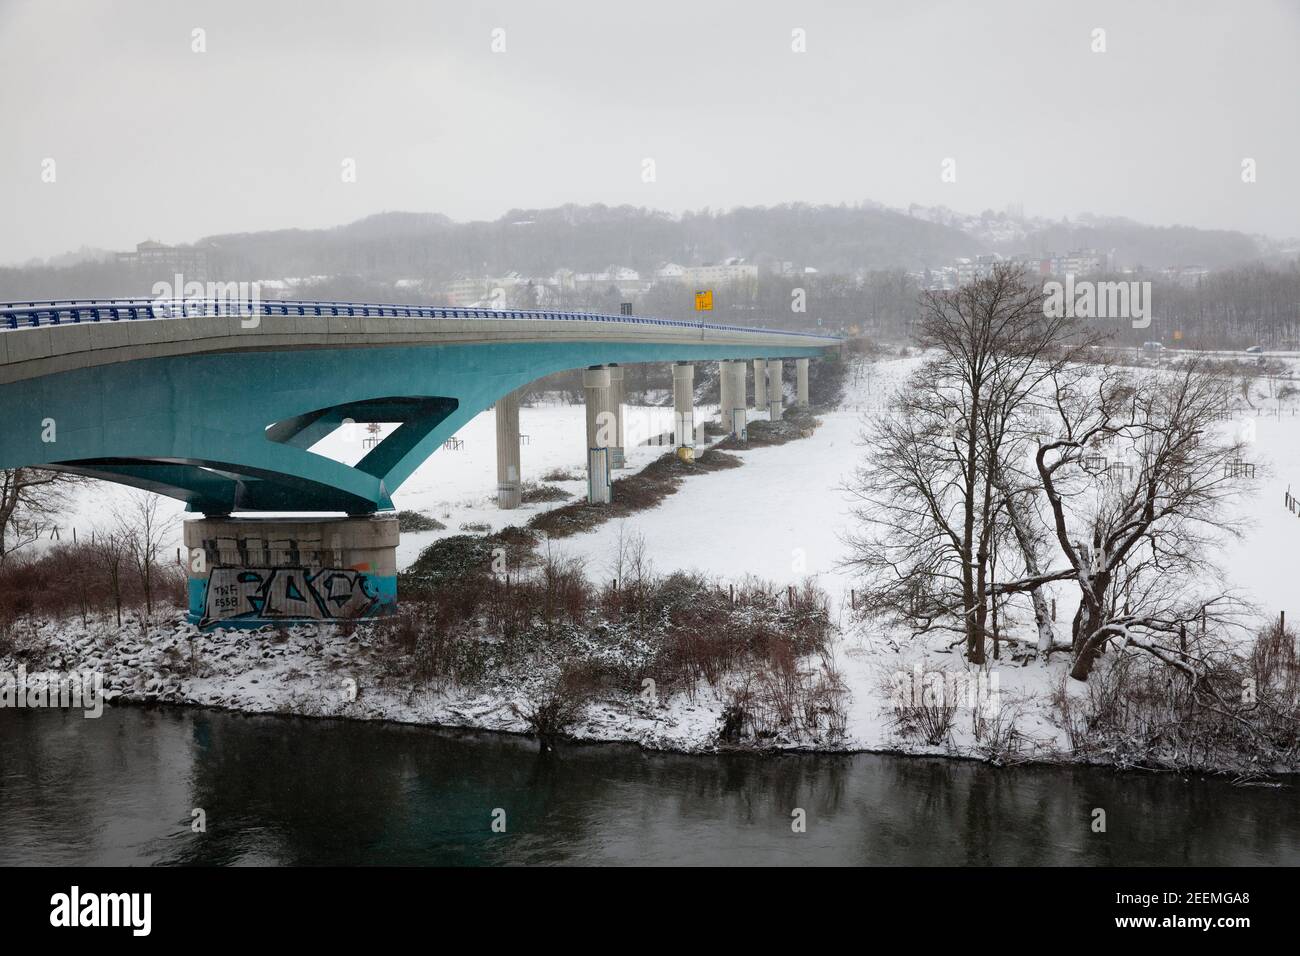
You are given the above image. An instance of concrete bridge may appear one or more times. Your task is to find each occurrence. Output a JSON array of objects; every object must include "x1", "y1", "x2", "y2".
[{"x1": 0, "y1": 298, "x2": 840, "y2": 626}]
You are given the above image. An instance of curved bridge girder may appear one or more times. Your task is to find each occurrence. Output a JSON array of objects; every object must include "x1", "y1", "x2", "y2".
[
  {"x1": 1, "y1": 340, "x2": 828, "y2": 514},
  {"x1": 48, "y1": 458, "x2": 382, "y2": 513}
]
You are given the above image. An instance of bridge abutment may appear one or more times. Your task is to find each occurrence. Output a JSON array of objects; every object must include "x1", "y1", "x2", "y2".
[{"x1": 183, "y1": 515, "x2": 398, "y2": 628}]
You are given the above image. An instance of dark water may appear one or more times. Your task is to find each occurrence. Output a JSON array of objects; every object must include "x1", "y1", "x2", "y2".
[{"x1": 0, "y1": 706, "x2": 1296, "y2": 865}]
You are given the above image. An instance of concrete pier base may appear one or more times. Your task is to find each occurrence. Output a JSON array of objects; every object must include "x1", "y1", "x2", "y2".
[
  {"x1": 767, "y1": 359, "x2": 784, "y2": 421},
  {"x1": 495, "y1": 387, "x2": 522, "y2": 509},
  {"x1": 796, "y1": 357, "x2": 810, "y2": 407},
  {"x1": 584, "y1": 366, "x2": 613, "y2": 504},
  {"x1": 183, "y1": 515, "x2": 398, "y2": 628},
  {"x1": 672, "y1": 362, "x2": 695, "y2": 461}
]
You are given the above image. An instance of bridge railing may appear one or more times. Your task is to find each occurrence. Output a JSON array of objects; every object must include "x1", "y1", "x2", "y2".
[{"x1": 0, "y1": 298, "x2": 843, "y2": 343}]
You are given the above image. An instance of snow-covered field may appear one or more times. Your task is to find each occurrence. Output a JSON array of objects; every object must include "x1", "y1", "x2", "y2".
[{"x1": 18, "y1": 352, "x2": 1300, "y2": 764}]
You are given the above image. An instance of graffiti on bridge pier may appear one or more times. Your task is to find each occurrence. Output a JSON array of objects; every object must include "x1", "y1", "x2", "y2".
[{"x1": 200, "y1": 566, "x2": 380, "y2": 627}]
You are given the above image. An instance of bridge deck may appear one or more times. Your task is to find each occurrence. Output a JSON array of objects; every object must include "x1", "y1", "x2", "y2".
[
  {"x1": 0, "y1": 298, "x2": 840, "y2": 513},
  {"x1": 0, "y1": 299, "x2": 840, "y2": 385}
]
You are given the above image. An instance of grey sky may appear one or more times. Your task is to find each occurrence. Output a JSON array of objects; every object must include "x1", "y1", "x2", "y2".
[{"x1": 2, "y1": 0, "x2": 1297, "y2": 265}]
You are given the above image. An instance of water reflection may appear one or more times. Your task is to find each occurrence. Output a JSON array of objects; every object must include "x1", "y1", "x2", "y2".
[{"x1": 0, "y1": 706, "x2": 1296, "y2": 865}]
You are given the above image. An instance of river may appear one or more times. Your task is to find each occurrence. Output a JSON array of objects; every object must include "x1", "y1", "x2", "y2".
[{"x1": 1, "y1": 706, "x2": 1296, "y2": 865}]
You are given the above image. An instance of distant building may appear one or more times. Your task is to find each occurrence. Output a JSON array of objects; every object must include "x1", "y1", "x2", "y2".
[
  {"x1": 954, "y1": 254, "x2": 1005, "y2": 284},
  {"x1": 443, "y1": 275, "x2": 489, "y2": 306},
  {"x1": 116, "y1": 240, "x2": 209, "y2": 280},
  {"x1": 1011, "y1": 248, "x2": 1107, "y2": 277},
  {"x1": 574, "y1": 266, "x2": 647, "y2": 297},
  {"x1": 940, "y1": 248, "x2": 1109, "y2": 286},
  {"x1": 1055, "y1": 249, "x2": 1107, "y2": 276},
  {"x1": 680, "y1": 258, "x2": 759, "y2": 286}
]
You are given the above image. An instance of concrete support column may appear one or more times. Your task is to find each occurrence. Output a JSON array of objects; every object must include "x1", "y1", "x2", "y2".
[
  {"x1": 796, "y1": 357, "x2": 810, "y2": 407},
  {"x1": 727, "y1": 359, "x2": 748, "y2": 438},
  {"x1": 672, "y1": 362, "x2": 695, "y2": 462},
  {"x1": 183, "y1": 516, "x2": 398, "y2": 627},
  {"x1": 495, "y1": 388, "x2": 522, "y2": 509},
  {"x1": 584, "y1": 366, "x2": 613, "y2": 504},
  {"x1": 753, "y1": 357, "x2": 768, "y2": 409},
  {"x1": 767, "y1": 359, "x2": 784, "y2": 421},
  {"x1": 607, "y1": 364, "x2": 626, "y2": 469},
  {"x1": 717, "y1": 360, "x2": 733, "y2": 425}
]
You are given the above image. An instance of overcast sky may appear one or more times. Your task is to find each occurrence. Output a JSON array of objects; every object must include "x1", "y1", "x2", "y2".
[{"x1": 1, "y1": 0, "x2": 1297, "y2": 264}]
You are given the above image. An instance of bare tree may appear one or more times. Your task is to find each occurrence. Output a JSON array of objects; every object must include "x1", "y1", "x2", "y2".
[
  {"x1": 0, "y1": 468, "x2": 85, "y2": 567},
  {"x1": 845, "y1": 265, "x2": 1086, "y2": 664},
  {"x1": 113, "y1": 491, "x2": 176, "y2": 627},
  {"x1": 93, "y1": 528, "x2": 131, "y2": 628},
  {"x1": 1033, "y1": 359, "x2": 1251, "y2": 681},
  {"x1": 990, "y1": 465, "x2": 1058, "y2": 655}
]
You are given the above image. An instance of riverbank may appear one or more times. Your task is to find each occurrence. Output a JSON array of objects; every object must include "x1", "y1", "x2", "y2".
[{"x1": 4, "y1": 605, "x2": 1296, "y2": 780}]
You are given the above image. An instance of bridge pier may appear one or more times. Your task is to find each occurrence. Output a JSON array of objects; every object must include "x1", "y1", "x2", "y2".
[
  {"x1": 608, "y1": 364, "x2": 626, "y2": 469},
  {"x1": 495, "y1": 388, "x2": 522, "y2": 509},
  {"x1": 727, "y1": 359, "x2": 748, "y2": 438},
  {"x1": 183, "y1": 515, "x2": 398, "y2": 628},
  {"x1": 673, "y1": 362, "x2": 695, "y2": 461},
  {"x1": 753, "y1": 357, "x2": 768, "y2": 410},
  {"x1": 584, "y1": 366, "x2": 613, "y2": 504},
  {"x1": 717, "y1": 361, "x2": 734, "y2": 428},
  {"x1": 767, "y1": 359, "x2": 785, "y2": 421},
  {"x1": 796, "y1": 357, "x2": 810, "y2": 407}
]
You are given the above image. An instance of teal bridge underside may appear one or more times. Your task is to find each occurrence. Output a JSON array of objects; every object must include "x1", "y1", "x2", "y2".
[{"x1": 0, "y1": 315, "x2": 832, "y2": 514}]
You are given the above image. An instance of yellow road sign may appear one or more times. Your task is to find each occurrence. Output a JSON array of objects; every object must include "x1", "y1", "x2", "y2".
[{"x1": 694, "y1": 289, "x2": 713, "y2": 312}]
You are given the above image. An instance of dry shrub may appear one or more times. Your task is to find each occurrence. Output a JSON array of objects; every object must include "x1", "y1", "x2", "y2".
[
  {"x1": 1252, "y1": 618, "x2": 1300, "y2": 704},
  {"x1": 518, "y1": 659, "x2": 601, "y2": 738},
  {"x1": 519, "y1": 481, "x2": 571, "y2": 504},
  {"x1": 395, "y1": 510, "x2": 445, "y2": 532},
  {"x1": 717, "y1": 409, "x2": 822, "y2": 449},
  {"x1": 722, "y1": 652, "x2": 849, "y2": 744},
  {"x1": 0, "y1": 542, "x2": 183, "y2": 626},
  {"x1": 381, "y1": 524, "x2": 842, "y2": 747},
  {"x1": 972, "y1": 698, "x2": 1028, "y2": 765},
  {"x1": 529, "y1": 550, "x2": 590, "y2": 638},
  {"x1": 882, "y1": 668, "x2": 959, "y2": 747},
  {"x1": 652, "y1": 577, "x2": 832, "y2": 700},
  {"x1": 1051, "y1": 623, "x2": 1300, "y2": 772},
  {"x1": 373, "y1": 601, "x2": 489, "y2": 687},
  {"x1": 528, "y1": 451, "x2": 742, "y2": 538}
]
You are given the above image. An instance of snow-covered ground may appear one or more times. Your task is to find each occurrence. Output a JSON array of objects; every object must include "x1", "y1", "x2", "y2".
[{"x1": 18, "y1": 352, "x2": 1300, "y2": 764}]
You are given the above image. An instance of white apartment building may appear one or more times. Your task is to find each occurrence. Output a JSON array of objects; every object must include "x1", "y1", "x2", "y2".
[{"x1": 680, "y1": 258, "x2": 759, "y2": 286}]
